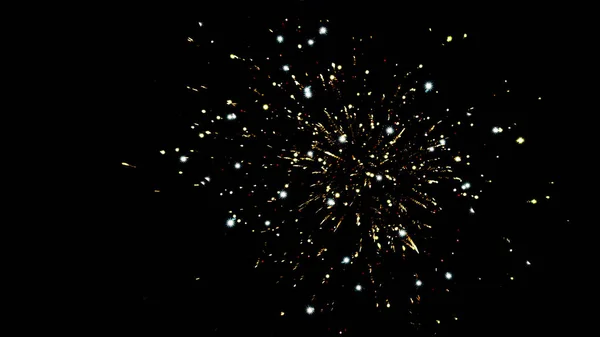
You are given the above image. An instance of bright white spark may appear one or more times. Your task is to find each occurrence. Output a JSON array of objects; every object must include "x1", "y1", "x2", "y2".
[
  {"x1": 283, "y1": 65, "x2": 290, "y2": 71},
  {"x1": 304, "y1": 86, "x2": 313, "y2": 98},
  {"x1": 198, "y1": 22, "x2": 203, "y2": 27},
  {"x1": 276, "y1": 35, "x2": 284, "y2": 43},
  {"x1": 342, "y1": 257, "x2": 351, "y2": 264},
  {"x1": 416, "y1": 280, "x2": 423, "y2": 287},
  {"x1": 399, "y1": 229, "x2": 407, "y2": 237},
  {"x1": 492, "y1": 126, "x2": 502, "y2": 134},
  {"x1": 327, "y1": 198, "x2": 335, "y2": 206},
  {"x1": 386, "y1": 126, "x2": 394, "y2": 135},
  {"x1": 319, "y1": 26, "x2": 327, "y2": 35},
  {"x1": 424, "y1": 82, "x2": 433, "y2": 92},
  {"x1": 234, "y1": 162, "x2": 241, "y2": 169},
  {"x1": 428, "y1": 147, "x2": 435, "y2": 152},
  {"x1": 226, "y1": 219, "x2": 235, "y2": 227},
  {"x1": 376, "y1": 174, "x2": 383, "y2": 181},
  {"x1": 306, "y1": 306, "x2": 315, "y2": 314},
  {"x1": 227, "y1": 113, "x2": 237, "y2": 120},
  {"x1": 307, "y1": 39, "x2": 314, "y2": 46},
  {"x1": 265, "y1": 220, "x2": 271, "y2": 226},
  {"x1": 445, "y1": 272, "x2": 453, "y2": 280},
  {"x1": 469, "y1": 208, "x2": 475, "y2": 214},
  {"x1": 338, "y1": 135, "x2": 347, "y2": 143},
  {"x1": 180, "y1": 156, "x2": 188, "y2": 163},
  {"x1": 307, "y1": 151, "x2": 314, "y2": 158},
  {"x1": 461, "y1": 182, "x2": 471, "y2": 190},
  {"x1": 279, "y1": 190, "x2": 288, "y2": 199},
  {"x1": 440, "y1": 139, "x2": 446, "y2": 145},
  {"x1": 516, "y1": 137, "x2": 525, "y2": 144},
  {"x1": 355, "y1": 284, "x2": 362, "y2": 291}
]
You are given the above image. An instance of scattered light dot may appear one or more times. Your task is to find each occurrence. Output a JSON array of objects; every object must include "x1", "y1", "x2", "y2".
[
  {"x1": 180, "y1": 156, "x2": 188, "y2": 163},
  {"x1": 304, "y1": 86, "x2": 312, "y2": 98},
  {"x1": 226, "y1": 219, "x2": 235, "y2": 227},
  {"x1": 306, "y1": 306, "x2": 315, "y2": 315},
  {"x1": 263, "y1": 104, "x2": 269, "y2": 110},
  {"x1": 234, "y1": 162, "x2": 241, "y2": 169},
  {"x1": 198, "y1": 22, "x2": 203, "y2": 27},
  {"x1": 386, "y1": 126, "x2": 394, "y2": 134},
  {"x1": 339, "y1": 135, "x2": 347, "y2": 143},
  {"x1": 469, "y1": 207, "x2": 475, "y2": 214},
  {"x1": 399, "y1": 229, "x2": 407, "y2": 237},
  {"x1": 298, "y1": 44, "x2": 302, "y2": 49},
  {"x1": 276, "y1": 35, "x2": 284, "y2": 43},
  {"x1": 447, "y1": 35, "x2": 453, "y2": 42},
  {"x1": 428, "y1": 147, "x2": 435, "y2": 152},
  {"x1": 461, "y1": 182, "x2": 471, "y2": 190},
  {"x1": 265, "y1": 220, "x2": 271, "y2": 226},
  {"x1": 307, "y1": 151, "x2": 314, "y2": 157},
  {"x1": 280, "y1": 311, "x2": 285, "y2": 316},
  {"x1": 282, "y1": 65, "x2": 290, "y2": 71},
  {"x1": 440, "y1": 139, "x2": 446, "y2": 145},
  {"x1": 307, "y1": 39, "x2": 314, "y2": 46},
  {"x1": 445, "y1": 272, "x2": 453, "y2": 280},
  {"x1": 424, "y1": 82, "x2": 433, "y2": 92},
  {"x1": 160, "y1": 150, "x2": 166, "y2": 155},
  {"x1": 327, "y1": 198, "x2": 336, "y2": 206},
  {"x1": 376, "y1": 174, "x2": 383, "y2": 181},
  {"x1": 516, "y1": 137, "x2": 525, "y2": 144},
  {"x1": 416, "y1": 280, "x2": 423, "y2": 287},
  {"x1": 279, "y1": 190, "x2": 288, "y2": 199},
  {"x1": 530, "y1": 199, "x2": 538, "y2": 204},
  {"x1": 454, "y1": 156, "x2": 461, "y2": 162},
  {"x1": 526, "y1": 261, "x2": 531, "y2": 265},
  {"x1": 355, "y1": 284, "x2": 362, "y2": 291},
  {"x1": 319, "y1": 27, "x2": 327, "y2": 35},
  {"x1": 365, "y1": 70, "x2": 370, "y2": 75},
  {"x1": 342, "y1": 257, "x2": 350, "y2": 264}
]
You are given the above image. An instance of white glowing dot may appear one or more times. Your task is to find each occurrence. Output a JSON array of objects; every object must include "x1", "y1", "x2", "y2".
[
  {"x1": 454, "y1": 156, "x2": 461, "y2": 162},
  {"x1": 399, "y1": 229, "x2": 407, "y2": 237},
  {"x1": 516, "y1": 137, "x2": 525, "y2": 144},
  {"x1": 306, "y1": 306, "x2": 315, "y2": 314},
  {"x1": 319, "y1": 26, "x2": 327, "y2": 35},
  {"x1": 445, "y1": 272, "x2": 453, "y2": 280},
  {"x1": 339, "y1": 135, "x2": 347, "y2": 143},
  {"x1": 265, "y1": 220, "x2": 271, "y2": 226},
  {"x1": 386, "y1": 126, "x2": 394, "y2": 134},
  {"x1": 307, "y1": 151, "x2": 314, "y2": 157},
  {"x1": 440, "y1": 139, "x2": 446, "y2": 145},
  {"x1": 424, "y1": 82, "x2": 433, "y2": 91},
  {"x1": 279, "y1": 190, "x2": 288, "y2": 199},
  {"x1": 198, "y1": 22, "x2": 203, "y2": 27},
  {"x1": 355, "y1": 284, "x2": 362, "y2": 291},
  {"x1": 526, "y1": 261, "x2": 531, "y2": 265},
  {"x1": 461, "y1": 182, "x2": 471, "y2": 190},
  {"x1": 234, "y1": 162, "x2": 241, "y2": 169},
  {"x1": 297, "y1": 44, "x2": 302, "y2": 49},
  {"x1": 469, "y1": 208, "x2": 475, "y2": 214},
  {"x1": 304, "y1": 86, "x2": 312, "y2": 98},
  {"x1": 180, "y1": 156, "x2": 188, "y2": 163},
  {"x1": 492, "y1": 127, "x2": 500, "y2": 133},
  {"x1": 276, "y1": 35, "x2": 284, "y2": 43},
  {"x1": 282, "y1": 65, "x2": 290, "y2": 71},
  {"x1": 327, "y1": 198, "x2": 335, "y2": 206},
  {"x1": 160, "y1": 150, "x2": 166, "y2": 155},
  {"x1": 227, "y1": 113, "x2": 237, "y2": 120},
  {"x1": 428, "y1": 147, "x2": 435, "y2": 152},
  {"x1": 414, "y1": 280, "x2": 423, "y2": 287},
  {"x1": 342, "y1": 257, "x2": 350, "y2": 264},
  {"x1": 365, "y1": 70, "x2": 370, "y2": 74},
  {"x1": 447, "y1": 35, "x2": 453, "y2": 42},
  {"x1": 307, "y1": 39, "x2": 314, "y2": 46},
  {"x1": 376, "y1": 174, "x2": 383, "y2": 181},
  {"x1": 226, "y1": 219, "x2": 235, "y2": 227}
]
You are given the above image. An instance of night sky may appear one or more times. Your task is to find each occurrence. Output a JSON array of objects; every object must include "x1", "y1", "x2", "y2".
[{"x1": 123, "y1": 3, "x2": 576, "y2": 336}]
